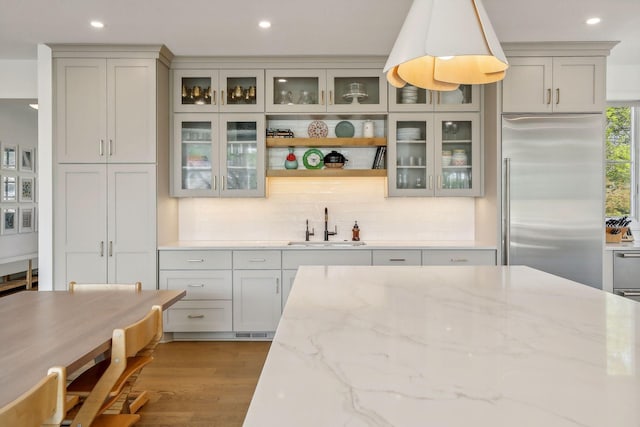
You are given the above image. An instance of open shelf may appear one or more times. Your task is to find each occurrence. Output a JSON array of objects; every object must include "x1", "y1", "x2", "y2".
[
  {"x1": 266, "y1": 137, "x2": 386, "y2": 148},
  {"x1": 267, "y1": 169, "x2": 387, "y2": 178}
]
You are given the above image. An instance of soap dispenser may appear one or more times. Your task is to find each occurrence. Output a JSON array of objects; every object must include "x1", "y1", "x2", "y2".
[{"x1": 352, "y1": 221, "x2": 360, "y2": 241}]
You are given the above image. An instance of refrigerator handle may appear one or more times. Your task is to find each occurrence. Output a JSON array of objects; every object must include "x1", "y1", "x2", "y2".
[{"x1": 503, "y1": 158, "x2": 511, "y2": 266}]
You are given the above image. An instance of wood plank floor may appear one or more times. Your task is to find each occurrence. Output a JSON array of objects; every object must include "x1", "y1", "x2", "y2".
[{"x1": 133, "y1": 341, "x2": 271, "y2": 427}]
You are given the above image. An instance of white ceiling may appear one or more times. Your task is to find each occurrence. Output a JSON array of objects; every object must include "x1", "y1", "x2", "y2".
[{"x1": 0, "y1": 0, "x2": 638, "y2": 65}]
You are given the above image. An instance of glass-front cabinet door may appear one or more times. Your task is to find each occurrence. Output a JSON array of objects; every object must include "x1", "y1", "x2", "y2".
[
  {"x1": 219, "y1": 70, "x2": 264, "y2": 113},
  {"x1": 265, "y1": 69, "x2": 327, "y2": 113},
  {"x1": 434, "y1": 112, "x2": 480, "y2": 196},
  {"x1": 172, "y1": 113, "x2": 219, "y2": 196},
  {"x1": 388, "y1": 114, "x2": 434, "y2": 196},
  {"x1": 388, "y1": 112, "x2": 481, "y2": 197},
  {"x1": 219, "y1": 114, "x2": 265, "y2": 197},
  {"x1": 326, "y1": 69, "x2": 387, "y2": 113},
  {"x1": 388, "y1": 84, "x2": 480, "y2": 112},
  {"x1": 174, "y1": 70, "x2": 219, "y2": 113}
]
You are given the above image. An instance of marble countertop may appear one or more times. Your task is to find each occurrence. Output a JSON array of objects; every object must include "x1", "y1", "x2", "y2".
[
  {"x1": 158, "y1": 240, "x2": 497, "y2": 250},
  {"x1": 605, "y1": 240, "x2": 640, "y2": 251},
  {"x1": 244, "y1": 265, "x2": 640, "y2": 427}
]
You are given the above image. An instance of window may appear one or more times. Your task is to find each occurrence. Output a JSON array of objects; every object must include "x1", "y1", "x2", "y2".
[{"x1": 605, "y1": 106, "x2": 638, "y2": 219}]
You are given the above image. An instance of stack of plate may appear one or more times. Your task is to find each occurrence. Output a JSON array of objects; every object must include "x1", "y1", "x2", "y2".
[
  {"x1": 401, "y1": 85, "x2": 418, "y2": 104},
  {"x1": 397, "y1": 127, "x2": 421, "y2": 140}
]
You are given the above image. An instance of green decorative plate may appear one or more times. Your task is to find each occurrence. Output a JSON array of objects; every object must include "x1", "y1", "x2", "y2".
[
  {"x1": 302, "y1": 148, "x2": 324, "y2": 169},
  {"x1": 335, "y1": 121, "x2": 355, "y2": 138}
]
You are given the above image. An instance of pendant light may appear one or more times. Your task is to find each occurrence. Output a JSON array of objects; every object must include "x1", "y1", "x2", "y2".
[{"x1": 384, "y1": 0, "x2": 508, "y2": 91}]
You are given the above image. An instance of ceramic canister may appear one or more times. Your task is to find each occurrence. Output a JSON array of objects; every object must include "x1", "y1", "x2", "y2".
[
  {"x1": 363, "y1": 120, "x2": 374, "y2": 138},
  {"x1": 442, "y1": 150, "x2": 452, "y2": 166}
]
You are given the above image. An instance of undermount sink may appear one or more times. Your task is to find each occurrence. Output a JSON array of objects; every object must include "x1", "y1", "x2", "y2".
[{"x1": 287, "y1": 241, "x2": 366, "y2": 247}]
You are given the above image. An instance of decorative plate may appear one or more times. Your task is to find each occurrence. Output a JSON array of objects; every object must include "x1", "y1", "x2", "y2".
[
  {"x1": 302, "y1": 148, "x2": 324, "y2": 169},
  {"x1": 335, "y1": 121, "x2": 355, "y2": 138},
  {"x1": 307, "y1": 120, "x2": 328, "y2": 138}
]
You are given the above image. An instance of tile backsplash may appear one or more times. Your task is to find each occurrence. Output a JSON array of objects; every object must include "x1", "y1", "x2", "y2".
[{"x1": 178, "y1": 178, "x2": 475, "y2": 242}]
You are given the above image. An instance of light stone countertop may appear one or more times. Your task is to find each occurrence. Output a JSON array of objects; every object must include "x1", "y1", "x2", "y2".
[
  {"x1": 605, "y1": 240, "x2": 640, "y2": 251},
  {"x1": 158, "y1": 240, "x2": 497, "y2": 250},
  {"x1": 243, "y1": 265, "x2": 640, "y2": 427}
]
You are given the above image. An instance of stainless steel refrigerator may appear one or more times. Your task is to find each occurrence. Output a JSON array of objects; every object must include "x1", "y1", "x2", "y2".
[{"x1": 502, "y1": 114, "x2": 604, "y2": 288}]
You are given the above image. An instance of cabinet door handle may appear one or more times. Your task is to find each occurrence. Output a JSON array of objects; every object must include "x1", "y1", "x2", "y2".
[
  {"x1": 389, "y1": 258, "x2": 406, "y2": 262},
  {"x1": 108, "y1": 139, "x2": 113, "y2": 156},
  {"x1": 213, "y1": 90, "x2": 217, "y2": 105},
  {"x1": 321, "y1": 90, "x2": 325, "y2": 105},
  {"x1": 429, "y1": 175, "x2": 433, "y2": 190},
  {"x1": 329, "y1": 90, "x2": 333, "y2": 105},
  {"x1": 276, "y1": 278, "x2": 280, "y2": 294},
  {"x1": 546, "y1": 88, "x2": 551, "y2": 105},
  {"x1": 429, "y1": 91, "x2": 433, "y2": 105},
  {"x1": 213, "y1": 175, "x2": 217, "y2": 191},
  {"x1": 437, "y1": 175, "x2": 442, "y2": 189},
  {"x1": 187, "y1": 259, "x2": 204, "y2": 263},
  {"x1": 221, "y1": 90, "x2": 225, "y2": 105},
  {"x1": 99, "y1": 241, "x2": 104, "y2": 257},
  {"x1": 109, "y1": 241, "x2": 113, "y2": 257},
  {"x1": 221, "y1": 175, "x2": 225, "y2": 190},
  {"x1": 99, "y1": 139, "x2": 104, "y2": 156},
  {"x1": 450, "y1": 258, "x2": 469, "y2": 263},
  {"x1": 556, "y1": 88, "x2": 560, "y2": 105},
  {"x1": 187, "y1": 314, "x2": 205, "y2": 319},
  {"x1": 437, "y1": 91, "x2": 441, "y2": 105},
  {"x1": 188, "y1": 283, "x2": 205, "y2": 288}
]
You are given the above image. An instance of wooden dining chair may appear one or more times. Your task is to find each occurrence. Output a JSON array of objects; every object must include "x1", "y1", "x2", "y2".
[
  {"x1": 68, "y1": 281, "x2": 143, "y2": 292},
  {"x1": 0, "y1": 366, "x2": 77, "y2": 427},
  {"x1": 69, "y1": 305, "x2": 163, "y2": 427}
]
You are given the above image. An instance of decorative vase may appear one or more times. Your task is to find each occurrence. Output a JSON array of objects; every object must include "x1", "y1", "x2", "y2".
[
  {"x1": 363, "y1": 120, "x2": 375, "y2": 138},
  {"x1": 284, "y1": 147, "x2": 298, "y2": 169}
]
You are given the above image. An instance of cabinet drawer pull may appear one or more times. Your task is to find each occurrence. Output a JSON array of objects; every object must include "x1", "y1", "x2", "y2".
[
  {"x1": 618, "y1": 253, "x2": 640, "y2": 258},
  {"x1": 619, "y1": 290, "x2": 640, "y2": 297},
  {"x1": 187, "y1": 314, "x2": 205, "y2": 319},
  {"x1": 249, "y1": 258, "x2": 266, "y2": 262},
  {"x1": 187, "y1": 259, "x2": 205, "y2": 263},
  {"x1": 187, "y1": 284, "x2": 205, "y2": 288},
  {"x1": 546, "y1": 88, "x2": 551, "y2": 105},
  {"x1": 389, "y1": 258, "x2": 406, "y2": 262},
  {"x1": 450, "y1": 258, "x2": 469, "y2": 263}
]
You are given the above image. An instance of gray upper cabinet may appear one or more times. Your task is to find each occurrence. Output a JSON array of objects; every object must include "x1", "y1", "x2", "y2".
[{"x1": 55, "y1": 58, "x2": 158, "y2": 163}]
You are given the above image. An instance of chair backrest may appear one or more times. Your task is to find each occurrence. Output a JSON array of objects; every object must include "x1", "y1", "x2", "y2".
[
  {"x1": 68, "y1": 281, "x2": 142, "y2": 292},
  {"x1": 0, "y1": 366, "x2": 66, "y2": 427},
  {"x1": 71, "y1": 305, "x2": 163, "y2": 427}
]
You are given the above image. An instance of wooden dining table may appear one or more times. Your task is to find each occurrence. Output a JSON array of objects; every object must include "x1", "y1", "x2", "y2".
[{"x1": 0, "y1": 289, "x2": 185, "y2": 408}]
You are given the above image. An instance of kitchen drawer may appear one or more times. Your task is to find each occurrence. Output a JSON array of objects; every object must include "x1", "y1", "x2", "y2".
[
  {"x1": 422, "y1": 249, "x2": 496, "y2": 266},
  {"x1": 159, "y1": 270, "x2": 232, "y2": 300},
  {"x1": 164, "y1": 300, "x2": 232, "y2": 332},
  {"x1": 372, "y1": 250, "x2": 421, "y2": 266},
  {"x1": 282, "y1": 250, "x2": 372, "y2": 269},
  {"x1": 233, "y1": 250, "x2": 282, "y2": 270},
  {"x1": 159, "y1": 250, "x2": 232, "y2": 270}
]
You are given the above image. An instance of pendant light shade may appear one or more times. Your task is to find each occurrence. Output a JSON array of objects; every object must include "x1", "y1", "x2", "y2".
[{"x1": 384, "y1": 0, "x2": 508, "y2": 91}]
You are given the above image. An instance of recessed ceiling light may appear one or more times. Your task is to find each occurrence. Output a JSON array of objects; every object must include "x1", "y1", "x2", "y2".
[
  {"x1": 586, "y1": 17, "x2": 601, "y2": 25},
  {"x1": 90, "y1": 20, "x2": 105, "y2": 29},
  {"x1": 258, "y1": 20, "x2": 271, "y2": 29}
]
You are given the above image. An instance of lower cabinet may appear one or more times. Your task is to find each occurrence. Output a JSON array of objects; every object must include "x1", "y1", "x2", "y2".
[
  {"x1": 282, "y1": 269, "x2": 298, "y2": 308},
  {"x1": 422, "y1": 249, "x2": 496, "y2": 265},
  {"x1": 233, "y1": 270, "x2": 282, "y2": 332}
]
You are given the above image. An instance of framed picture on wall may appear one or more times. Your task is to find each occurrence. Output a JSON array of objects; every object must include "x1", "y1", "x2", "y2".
[
  {"x1": 1, "y1": 143, "x2": 17, "y2": 170},
  {"x1": 19, "y1": 207, "x2": 33, "y2": 233},
  {"x1": 19, "y1": 176, "x2": 34, "y2": 202},
  {"x1": 2, "y1": 175, "x2": 17, "y2": 202},
  {"x1": 20, "y1": 147, "x2": 35, "y2": 172},
  {"x1": 2, "y1": 207, "x2": 17, "y2": 235}
]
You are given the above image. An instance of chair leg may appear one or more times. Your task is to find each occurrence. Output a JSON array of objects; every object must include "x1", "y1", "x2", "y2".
[{"x1": 127, "y1": 390, "x2": 149, "y2": 414}]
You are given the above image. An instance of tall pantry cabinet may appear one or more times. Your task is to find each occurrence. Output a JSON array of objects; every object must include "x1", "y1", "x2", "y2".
[{"x1": 52, "y1": 45, "x2": 176, "y2": 290}]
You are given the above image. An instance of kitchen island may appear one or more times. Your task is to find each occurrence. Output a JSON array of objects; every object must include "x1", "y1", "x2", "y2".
[{"x1": 244, "y1": 265, "x2": 640, "y2": 426}]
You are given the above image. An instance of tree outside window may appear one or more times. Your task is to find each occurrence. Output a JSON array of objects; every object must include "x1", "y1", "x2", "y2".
[{"x1": 605, "y1": 106, "x2": 635, "y2": 218}]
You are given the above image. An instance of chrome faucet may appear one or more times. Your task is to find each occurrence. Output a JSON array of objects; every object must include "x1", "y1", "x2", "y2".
[
  {"x1": 323, "y1": 207, "x2": 337, "y2": 241},
  {"x1": 305, "y1": 219, "x2": 315, "y2": 241}
]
